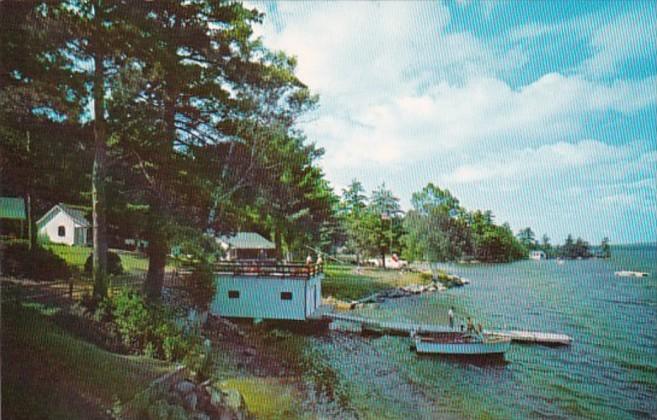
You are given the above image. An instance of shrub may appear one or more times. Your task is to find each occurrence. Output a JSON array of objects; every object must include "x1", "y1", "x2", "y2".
[
  {"x1": 188, "y1": 262, "x2": 216, "y2": 311},
  {"x1": 112, "y1": 290, "x2": 151, "y2": 350},
  {"x1": 183, "y1": 339, "x2": 214, "y2": 382},
  {"x1": 84, "y1": 251, "x2": 124, "y2": 276},
  {"x1": 111, "y1": 289, "x2": 189, "y2": 361},
  {"x1": 1, "y1": 241, "x2": 71, "y2": 281}
]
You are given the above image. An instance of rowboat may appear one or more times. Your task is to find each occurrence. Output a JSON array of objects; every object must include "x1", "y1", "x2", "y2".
[{"x1": 414, "y1": 333, "x2": 511, "y2": 356}]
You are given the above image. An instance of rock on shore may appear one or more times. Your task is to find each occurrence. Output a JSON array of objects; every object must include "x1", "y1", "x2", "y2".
[{"x1": 130, "y1": 377, "x2": 250, "y2": 419}]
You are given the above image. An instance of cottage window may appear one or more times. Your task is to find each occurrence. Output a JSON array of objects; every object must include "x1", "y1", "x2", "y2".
[
  {"x1": 58, "y1": 226, "x2": 66, "y2": 237},
  {"x1": 228, "y1": 290, "x2": 240, "y2": 299},
  {"x1": 280, "y1": 291, "x2": 293, "y2": 300}
]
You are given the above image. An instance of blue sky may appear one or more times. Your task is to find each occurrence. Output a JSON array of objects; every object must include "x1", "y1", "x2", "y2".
[{"x1": 249, "y1": 0, "x2": 656, "y2": 245}]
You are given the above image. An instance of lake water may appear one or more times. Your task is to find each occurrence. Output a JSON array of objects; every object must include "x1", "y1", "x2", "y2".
[{"x1": 298, "y1": 244, "x2": 657, "y2": 418}]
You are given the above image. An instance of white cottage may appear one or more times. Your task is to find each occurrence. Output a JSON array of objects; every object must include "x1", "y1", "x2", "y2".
[
  {"x1": 529, "y1": 250, "x2": 547, "y2": 260},
  {"x1": 211, "y1": 262, "x2": 323, "y2": 321},
  {"x1": 37, "y1": 203, "x2": 91, "y2": 246}
]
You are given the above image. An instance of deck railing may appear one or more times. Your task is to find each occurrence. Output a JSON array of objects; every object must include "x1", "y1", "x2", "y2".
[{"x1": 212, "y1": 260, "x2": 324, "y2": 279}]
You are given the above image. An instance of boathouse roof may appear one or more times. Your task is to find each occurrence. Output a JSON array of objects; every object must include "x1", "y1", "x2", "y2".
[{"x1": 217, "y1": 232, "x2": 275, "y2": 250}]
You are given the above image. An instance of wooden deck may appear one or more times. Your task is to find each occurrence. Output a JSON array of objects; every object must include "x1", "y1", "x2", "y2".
[{"x1": 321, "y1": 311, "x2": 572, "y2": 345}]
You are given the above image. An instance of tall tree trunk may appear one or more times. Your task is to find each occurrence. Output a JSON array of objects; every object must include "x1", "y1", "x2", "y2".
[
  {"x1": 92, "y1": 9, "x2": 108, "y2": 299},
  {"x1": 144, "y1": 215, "x2": 169, "y2": 302},
  {"x1": 274, "y1": 226, "x2": 283, "y2": 261},
  {"x1": 381, "y1": 250, "x2": 386, "y2": 269},
  {"x1": 143, "y1": 90, "x2": 176, "y2": 301},
  {"x1": 24, "y1": 130, "x2": 36, "y2": 249},
  {"x1": 23, "y1": 191, "x2": 35, "y2": 249}
]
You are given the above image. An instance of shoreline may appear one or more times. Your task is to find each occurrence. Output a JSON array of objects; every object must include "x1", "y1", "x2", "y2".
[{"x1": 322, "y1": 266, "x2": 470, "y2": 311}]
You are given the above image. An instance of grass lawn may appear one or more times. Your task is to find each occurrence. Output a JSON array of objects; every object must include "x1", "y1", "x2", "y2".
[
  {"x1": 1, "y1": 302, "x2": 173, "y2": 420},
  {"x1": 45, "y1": 244, "x2": 149, "y2": 275},
  {"x1": 322, "y1": 264, "x2": 432, "y2": 301}
]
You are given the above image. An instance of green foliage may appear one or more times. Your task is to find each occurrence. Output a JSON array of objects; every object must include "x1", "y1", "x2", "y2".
[
  {"x1": 600, "y1": 237, "x2": 611, "y2": 258},
  {"x1": 403, "y1": 207, "x2": 471, "y2": 263},
  {"x1": 556, "y1": 234, "x2": 593, "y2": 259},
  {"x1": 340, "y1": 182, "x2": 404, "y2": 265},
  {"x1": 84, "y1": 251, "x2": 124, "y2": 276},
  {"x1": 410, "y1": 183, "x2": 461, "y2": 217},
  {"x1": 111, "y1": 290, "x2": 189, "y2": 361},
  {"x1": 188, "y1": 262, "x2": 216, "y2": 311},
  {"x1": 402, "y1": 183, "x2": 529, "y2": 264},
  {"x1": 473, "y1": 223, "x2": 527, "y2": 263},
  {"x1": 182, "y1": 340, "x2": 214, "y2": 382},
  {"x1": 516, "y1": 227, "x2": 537, "y2": 250},
  {"x1": 340, "y1": 179, "x2": 368, "y2": 214},
  {"x1": 1, "y1": 241, "x2": 72, "y2": 281}
]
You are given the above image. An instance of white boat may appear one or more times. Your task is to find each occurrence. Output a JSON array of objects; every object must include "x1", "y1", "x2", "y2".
[
  {"x1": 414, "y1": 333, "x2": 511, "y2": 356},
  {"x1": 615, "y1": 271, "x2": 649, "y2": 278}
]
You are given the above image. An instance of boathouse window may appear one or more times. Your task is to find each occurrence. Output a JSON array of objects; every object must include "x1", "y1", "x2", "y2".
[
  {"x1": 280, "y1": 291, "x2": 293, "y2": 300},
  {"x1": 228, "y1": 290, "x2": 240, "y2": 299},
  {"x1": 58, "y1": 226, "x2": 66, "y2": 237}
]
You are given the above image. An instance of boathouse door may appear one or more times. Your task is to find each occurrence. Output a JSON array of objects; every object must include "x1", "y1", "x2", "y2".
[{"x1": 310, "y1": 285, "x2": 315, "y2": 314}]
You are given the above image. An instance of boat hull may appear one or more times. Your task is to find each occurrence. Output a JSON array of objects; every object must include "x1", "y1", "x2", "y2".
[{"x1": 415, "y1": 337, "x2": 511, "y2": 355}]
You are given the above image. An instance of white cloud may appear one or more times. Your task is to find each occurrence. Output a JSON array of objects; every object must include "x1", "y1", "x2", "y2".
[
  {"x1": 444, "y1": 140, "x2": 647, "y2": 184},
  {"x1": 255, "y1": 1, "x2": 523, "y2": 110},
  {"x1": 249, "y1": 2, "x2": 656, "y2": 242},
  {"x1": 310, "y1": 73, "x2": 655, "y2": 180},
  {"x1": 579, "y1": 11, "x2": 657, "y2": 78}
]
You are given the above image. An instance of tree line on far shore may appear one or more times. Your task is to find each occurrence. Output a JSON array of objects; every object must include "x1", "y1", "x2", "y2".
[
  {"x1": 516, "y1": 228, "x2": 611, "y2": 260},
  {"x1": 336, "y1": 181, "x2": 525, "y2": 266},
  {"x1": 335, "y1": 181, "x2": 611, "y2": 266}
]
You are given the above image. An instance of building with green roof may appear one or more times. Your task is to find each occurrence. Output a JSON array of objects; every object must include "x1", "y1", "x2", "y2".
[
  {"x1": 0, "y1": 197, "x2": 27, "y2": 238},
  {"x1": 0, "y1": 197, "x2": 26, "y2": 220}
]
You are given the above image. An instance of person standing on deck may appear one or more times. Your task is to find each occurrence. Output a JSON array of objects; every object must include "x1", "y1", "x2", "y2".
[
  {"x1": 448, "y1": 307, "x2": 455, "y2": 329},
  {"x1": 306, "y1": 254, "x2": 313, "y2": 265},
  {"x1": 466, "y1": 317, "x2": 474, "y2": 333}
]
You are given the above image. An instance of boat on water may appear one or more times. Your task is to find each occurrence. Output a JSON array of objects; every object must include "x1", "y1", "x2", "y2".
[
  {"x1": 413, "y1": 332, "x2": 511, "y2": 356},
  {"x1": 615, "y1": 270, "x2": 649, "y2": 278}
]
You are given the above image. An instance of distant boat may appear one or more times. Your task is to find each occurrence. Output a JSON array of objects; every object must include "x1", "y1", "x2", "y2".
[
  {"x1": 615, "y1": 271, "x2": 649, "y2": 278},
  {"x1": 414, "y1": 333, "x2": 511, "y2": 356},
  {"x1": 529, "y1": 250, "x2": 546, "y2": 260}
]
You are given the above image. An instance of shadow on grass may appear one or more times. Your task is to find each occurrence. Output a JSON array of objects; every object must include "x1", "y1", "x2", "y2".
[{"x1": 1, "y1": 302, "x2": 172, "y2": 420}]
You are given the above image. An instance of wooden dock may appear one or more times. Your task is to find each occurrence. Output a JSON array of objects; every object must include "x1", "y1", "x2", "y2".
[{"x1": 322, "y1": 312, "x2": 572, "y2": 346}]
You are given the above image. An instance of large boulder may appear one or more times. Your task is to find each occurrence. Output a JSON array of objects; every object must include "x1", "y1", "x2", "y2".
[
  {"x1": 222, "y1": 388, "x2": 247, "y2": 413},
  {"x1": 183, "y1": 392, "x2": 198, "y2": 411},
  {"x1": 175, "y1": 380, "x2": 196, "y2": 395}
]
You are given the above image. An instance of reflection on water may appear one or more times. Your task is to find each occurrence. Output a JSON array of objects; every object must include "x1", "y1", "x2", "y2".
[{"x1": 290, "y1": 245, "x2": 656, "y2": 418}]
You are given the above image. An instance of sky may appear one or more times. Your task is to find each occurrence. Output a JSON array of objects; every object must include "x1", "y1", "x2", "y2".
[{"x1": 248, "y1": 0, "x2": 656, "y2": 245}]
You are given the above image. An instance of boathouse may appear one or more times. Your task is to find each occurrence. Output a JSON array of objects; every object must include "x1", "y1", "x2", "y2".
[
  {"x1": 211, "y1": 261, "x2": 323, "y2": 321},
  {"x1": 216, "y1": 232, "x2": 276, "y2": 261}
]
